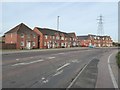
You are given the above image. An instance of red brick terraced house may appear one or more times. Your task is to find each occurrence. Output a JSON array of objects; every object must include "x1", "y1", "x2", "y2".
[
  {"x1": 77, "y1": 35, "x2": 91, "y2": 47},
  {"x1": 77, "y1": 34, "x2": 113, "y2": 47},
  {"x1": 4, "y1": 23, "x2": 38, "y2": 49},
  {"x1": 68, "y1": 32, "x2": 78, "y2": 47},
  {"x1": 33, "y1": 27, "x2": 73, "y2": 49}
]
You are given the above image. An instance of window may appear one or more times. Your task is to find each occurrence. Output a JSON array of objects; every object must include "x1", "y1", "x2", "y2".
[
  {"x1": 33, "y1": 34, "x2": 36, "y2": 38},
  {"x1": 21, "y1": 33, "x2": 24, "y2": 38},
  {"x1": 32, "y1": 42, "x2": 35, "y2": 46},
  {"x1": 97, "y1": 37, "x2": 100, "y2": 39},
  {"x1": 61, "y1": 37, "x2": 64, "y2": 40},
  {"x1": 94, "y1": 37, "x2": 96, "y2": 39},
  {"x1": 44, "y1": 42, "x2": 46, "y2": 46},
  {"x1": 21, "y1": 41, "x2": 24, "y2": 46},
  {"x1": 56, "y1": 36, "x2": 59, "y2": 40},
  {"x1": 61, "y1": 43, "x2": 64, "y2": 46},
  {"x1": 53, "y1": 36, "x2": 55, "y2": 39},
  {"x1": 45, "y1": 35, "x2": 48, "y2": 39}
]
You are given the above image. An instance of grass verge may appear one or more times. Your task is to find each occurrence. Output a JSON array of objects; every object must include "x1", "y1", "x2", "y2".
[{"x1": 116, "y1": 51, "x2": 120, "y2": 68}]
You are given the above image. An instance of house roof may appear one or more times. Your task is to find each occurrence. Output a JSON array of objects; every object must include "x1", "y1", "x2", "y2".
[
  {"x1": 68, "y1": 32, "x2": 76, "y2": 37},
  {"x1": 5, "y1": 23, "x2": 37, "y2": 35},
  {"x1": 36, "y1": 27, "x2": 71, "y2": 38},
  {"x1": 36, "y1": 27, "x2": 58, "y2": 36},
  {"x1": 77, "y1": 35, "x2": 89, "y2": 40}
]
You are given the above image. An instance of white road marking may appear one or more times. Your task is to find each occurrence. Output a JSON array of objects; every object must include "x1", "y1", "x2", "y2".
[
  {"x1": 53, "y1": 53, "x2": 65, "y2": 55},
  {"x1": 42, "y1": 79, "x2": 49, "y2": 83},
  {"x1": 12, "y1": 59, "x2": 44, "y2": 66},
  {"x1": 42, "y1": 77, "x2": 45, "y2": 80},
  {"x1": 16, "y1": 59, "x2": 19, "y2": 61},
  {"x1": 53, "y1": 70, "x2": 63, "y2": 76},
  {"x1": 108, "y1": 52, "x2": 118, "y2": 88},
  {"x1": 71, "y1": 59, "x2": 79, "y2": 63},
  {"x1": 48, "y1": 57, "x2": 55, "y2": 59},
  {"x1": 67, "y1": 59, "x2": 93, "y2": 89},
  {"x1": 57, "y1": 63, "x2": 70, "y2": 71}
]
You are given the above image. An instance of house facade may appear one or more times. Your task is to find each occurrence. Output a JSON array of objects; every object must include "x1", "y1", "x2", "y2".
[
  {"x1": 3, "y1": 23, "x2": 113, "y2": 49},
  {"x1": 4, "y1": 23, "x2": 38, "y2": 49},
  {"x1": 33, "y1": 27, "x2": 75, "y2": 49},
  {"x1": 77, "y1": 34, "x2": 113, "y2": 47},
  {"x1": 68, "y1": 32, "x2": 78, "y2": 47}
]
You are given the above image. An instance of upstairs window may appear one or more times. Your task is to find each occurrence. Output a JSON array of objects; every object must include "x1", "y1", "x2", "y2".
[
  {"x1": 45, "y1": 35, "x2": 48, "y2": 39},
  {"x1": 56, "y1": 36, "x2": 59, "y2": 40},
  {"x1": 33, "y1": 34, "x2": 36, "y2": 38},
  {"x1": 61, "y1": 37, "x2": 64, "y2": 40},
  {"x1": 21, "y1": 33, "x2": 24, "y2": 38}
]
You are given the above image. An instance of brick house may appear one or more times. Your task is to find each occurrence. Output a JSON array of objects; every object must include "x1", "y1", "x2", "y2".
[
  {"x1": 68, "y1": 32, "x2": 78, "y2": 47},
  {"x1": 77, "y1": 34, "x2": 113, "y2": 47},
  {"x1": 77, "y1": 35, "x2": 91, "y2": 47},
  {"x1": 33, "y1": 27, "x2": 73, "y2": 49},
  {"x1": 96, "y1": 36, "x2": 113, "y2": 47},
  {"x1": 4, "y1": 23, "x2": 38, "y2": 49}
]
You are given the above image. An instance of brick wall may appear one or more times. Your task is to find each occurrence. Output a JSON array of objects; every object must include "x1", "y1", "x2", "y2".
[
  {"x1": 0, "y1": 43, "x2": 16, "y2": 49},
  {"x1": 5, "y1": 33, "x2": 17, "y2": 44}
]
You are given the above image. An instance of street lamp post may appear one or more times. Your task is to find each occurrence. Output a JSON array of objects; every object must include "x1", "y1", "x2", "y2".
[{"x1": 57, "y1": 16, "x2": 60, "y2": 31}]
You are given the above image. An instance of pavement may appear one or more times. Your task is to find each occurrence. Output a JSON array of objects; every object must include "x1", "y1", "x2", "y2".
[
  {"x1": 2, "y1": 47, "x2": 119, "y2": 89},
  {"x1": 1, "y1": 47, "x2": 89, "y2": 54}
]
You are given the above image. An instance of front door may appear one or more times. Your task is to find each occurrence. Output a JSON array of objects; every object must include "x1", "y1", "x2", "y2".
[{"x1": 27, "y1": 41, "x2": 31, "y2": 49}]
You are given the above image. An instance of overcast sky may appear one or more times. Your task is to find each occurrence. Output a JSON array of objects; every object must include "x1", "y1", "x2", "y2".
[{"x1": 1, "y1": 2, "x2": 118, "y2": 41}]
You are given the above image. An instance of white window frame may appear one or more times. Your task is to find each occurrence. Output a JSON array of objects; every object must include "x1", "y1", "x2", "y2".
[
  {"x1": 44, "y1": 42, "x2": 46, "y2": 46},
  {"x1": 56, "y1": 36, "x2": 59, "y2": 40},
  {"x1": 45, "y1": 35, "x2": 48, "y2": 39},
  {"x1": 21, "y1": 41, "x2": 24, "y2": 46},
  {"x1": 61, "y1": 37, "x2": 64, "y2": 40},
  {"x1": 32, "y1": 42, "x2": 35, "y2": 46},
  {"x1": 21, "y1": 33, "x2": 24, "y2": 38}
]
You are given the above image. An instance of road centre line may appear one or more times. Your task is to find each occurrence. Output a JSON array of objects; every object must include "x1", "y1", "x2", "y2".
[
  {"x1": 108, "y1": 51, "x2": 118, "y2": 88},
  {"x1": 53, "y1": 70, "x2": 63, "y2": 76},
  {"x1": 57, "y1": 63, "x2": 70, "y2": 71},
  {"x1": 11, "y1": 59, "x2": 44, "y2": 66}
]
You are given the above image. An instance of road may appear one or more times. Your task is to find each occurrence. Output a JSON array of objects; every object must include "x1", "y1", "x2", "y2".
[{"x1": 2, "y1": 47, "x2": 119, "y2": 89}]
